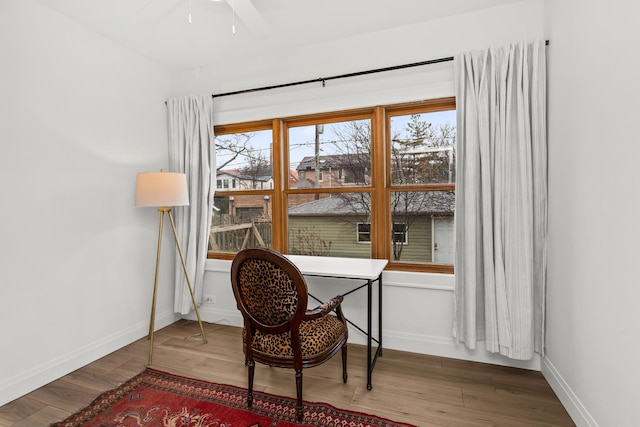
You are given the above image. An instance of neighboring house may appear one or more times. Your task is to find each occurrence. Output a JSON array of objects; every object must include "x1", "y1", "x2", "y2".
[
  {"x1": 295, "y1": 154, "x2": 370, "y2": 188},
  {"x1": 215, "y1": 158, "x2": 455, "y2": 261},
  {"x1": 287, "y1": 192, "x2": 455, "y2": 263},
  {"x1": 215, "y1": 169, "x2": 274, "y2": 220},
  {"x1": 214, "y1": 169, "x2": 302, "y2": 220},
  {"x1": 216, "y1": 169, "x2": 274, "y2": 191}
]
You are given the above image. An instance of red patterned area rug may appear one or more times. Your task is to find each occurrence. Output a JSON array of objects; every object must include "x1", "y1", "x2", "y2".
[{"x1": 50, "y1": 368, "x2": 417, "y2": 427}]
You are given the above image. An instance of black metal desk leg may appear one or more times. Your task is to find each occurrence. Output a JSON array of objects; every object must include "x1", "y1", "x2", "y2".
[
  {"x1": 378, "y1": 273, "x2": 383, "y2": 357},
  {"x1": 367, "y1": 278, "x2": 372, "y2": 390}
]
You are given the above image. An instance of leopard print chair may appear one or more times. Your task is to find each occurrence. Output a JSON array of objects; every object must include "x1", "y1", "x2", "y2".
[{"x1": 231, "y1": 247, "x2": 348, "y2": 422}]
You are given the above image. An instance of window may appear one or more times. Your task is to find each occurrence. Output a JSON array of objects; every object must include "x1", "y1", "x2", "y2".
[
  {"x1": 387, "y1": 106, "x2": 456, "y2": 269},
  {"x1": 359, "y1": 222, "x2": 406, "y2": 244},
  {"x1": 357, "y1": 223, "x2": 371, "y2": 243},
  {"x1": 211, "y1": 99, "x2": 455, "y2": 273},
  {"x1": 211, "y1": 125, "x2": 274, "y2": 254},
  {"x1": 392, "y1": 223, "x2": 408, "y2": 244}
]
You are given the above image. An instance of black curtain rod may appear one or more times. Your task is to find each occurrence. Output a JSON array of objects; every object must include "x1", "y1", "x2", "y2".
[
  {"x1": 211, "y1": 56, "x2": 454, "y2": 98},
  {"x1": 210, "y1": 40, "x2": 549, "y2": 99}
]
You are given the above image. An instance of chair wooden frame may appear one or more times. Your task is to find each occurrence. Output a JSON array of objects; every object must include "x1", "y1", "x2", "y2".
[{"x1": 231, "y1": 247, "x2": 348, "y2": 421}]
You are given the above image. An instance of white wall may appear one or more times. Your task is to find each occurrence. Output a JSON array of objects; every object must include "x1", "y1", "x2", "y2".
[
  {"x1": 11, "y1": 2, "x2": 631, "y2": 425},
  {"x1": 0, "y1": 0, "x2": 175, "y2": 406},
  {"x1": 543, "y1": 1, "x2": 640, "y2": 426},
  {"x1": 177, "y1": 0, "x2": 546, "y2": 370},
  {"x1": 196, "y1": 260, "x2": 540, "y2": 370},
  {"x1": 173, "y1": 0, "x2": 546, "y2": 124}
]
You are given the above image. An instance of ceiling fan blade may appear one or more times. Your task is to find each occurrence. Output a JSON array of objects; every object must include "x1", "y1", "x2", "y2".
[{"x1": 224, "y1": 0, "x2": 269, "y2": 38}]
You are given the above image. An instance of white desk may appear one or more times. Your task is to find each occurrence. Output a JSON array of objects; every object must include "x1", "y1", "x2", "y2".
[{"x1": 285, "y1": 255, "x2": 388, "y2": 390}]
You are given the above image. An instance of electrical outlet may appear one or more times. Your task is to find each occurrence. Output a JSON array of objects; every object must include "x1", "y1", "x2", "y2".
[{"x1": 203, "y1": 295, "x2": 216, "y2": 304}]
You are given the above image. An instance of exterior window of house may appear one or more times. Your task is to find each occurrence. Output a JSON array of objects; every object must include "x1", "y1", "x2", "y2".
[
  {"x1": 358, "y1": 222, "x2": 406, "y2": 244},
  {"x1": 357, "y1": 223, "x2": 371, "y2": 243},
  {"x1": 392, "y1": 223, "x2": 408, "y2": 244},
  {"x1": 210, "y1": 98, "x2": 455, "y2": 273},
  {"x1": 216, "y1": 179, "x2": 222, "y2": 189},
  {"x1": 223, "y1": 179, "x2": 229, "y2": 189}
]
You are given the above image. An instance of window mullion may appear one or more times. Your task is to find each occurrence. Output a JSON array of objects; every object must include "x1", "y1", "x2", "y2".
[
  {"x1": 371, "y1": 106, "x2": 388, "y2": 260},
  {"x1": 272, "y1": 119, "x2": 285, "y2": 252}
]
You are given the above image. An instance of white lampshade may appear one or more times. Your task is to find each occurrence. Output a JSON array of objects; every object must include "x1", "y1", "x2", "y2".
[{"x1": 135, "y1": 171, "x2": 190, "y2": 207}]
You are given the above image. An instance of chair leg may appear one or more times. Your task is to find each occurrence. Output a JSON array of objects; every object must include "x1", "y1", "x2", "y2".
[
  {"x1": 247, "y1": 359, "x2": 255, "y2": 408},
  {"x1": 341, "y1": 344, "x2": 348, "y2": 383},
  {"x1": 295, "y1": 369, "x2": 303, "y2": 421}
]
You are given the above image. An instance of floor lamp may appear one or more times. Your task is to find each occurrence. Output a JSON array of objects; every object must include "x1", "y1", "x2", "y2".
[{"x1": 135, "y1": 170, "x2": 208, "y2": 365}]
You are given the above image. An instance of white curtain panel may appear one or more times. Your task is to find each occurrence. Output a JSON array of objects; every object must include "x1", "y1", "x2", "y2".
[
  {"x1": 453, "y1": 40, "x2": 547, "y2": 360},
  {"x1": 166, "y1": 95, "x2": 216, "y2": 315}
]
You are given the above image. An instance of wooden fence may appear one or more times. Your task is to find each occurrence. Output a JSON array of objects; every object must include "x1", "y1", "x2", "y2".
[{"x1": 209, "y1": 214, "x2": 272, "y2": 252}]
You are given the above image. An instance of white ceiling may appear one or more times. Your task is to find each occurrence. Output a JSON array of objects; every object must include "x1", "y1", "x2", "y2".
[{"x1": 33, "y1": 0, "x2": 524, "y2": 72}]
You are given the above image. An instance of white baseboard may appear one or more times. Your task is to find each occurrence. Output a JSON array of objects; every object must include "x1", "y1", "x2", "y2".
[
  {"x1": 382, "y1": 329, "x2": 541, "y2": 370},
  {"x1": 185, "y1": 308, "x2": 540, "y2": 371},
  {"x1": 541, "y1": 357, "x2": 598, "y2": 427},
  {"x1": 0, "y1": 310, "x2": 178, "y2": 407}
]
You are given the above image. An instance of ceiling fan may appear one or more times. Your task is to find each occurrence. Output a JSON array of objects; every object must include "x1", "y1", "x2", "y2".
[{"x1": 137, "y1": 0, "x2": 268, "y2": 37}]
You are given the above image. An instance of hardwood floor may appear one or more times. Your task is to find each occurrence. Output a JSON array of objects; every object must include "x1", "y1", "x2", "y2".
[{"x1": 0, "y1": 320, "x2": 575, "y2": 426}]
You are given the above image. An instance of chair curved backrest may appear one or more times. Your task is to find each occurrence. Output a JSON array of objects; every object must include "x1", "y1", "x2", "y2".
[
  {"x1": 231, "y1": 247, "x2": 308, "y2": 337},
  {"x1": 230, "y1": 247, "x2": 349, "y2": 422}
]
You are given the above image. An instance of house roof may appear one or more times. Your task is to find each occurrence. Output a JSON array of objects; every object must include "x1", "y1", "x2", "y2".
[
  {"x1": 297, "y1": 154, "x2": 369, "y2": 171},
  {"x1": 288, "y1": 191, "x2": 454, "y2": 216},
  {"x1": 216, "y1": 169, "x2": 242, "y2": 178},
  {"x1": 217, "y1": 169, "x2": 272, "y2": 182}
]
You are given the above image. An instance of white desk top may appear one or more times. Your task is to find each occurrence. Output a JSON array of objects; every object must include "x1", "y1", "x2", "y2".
[{"x1": 285, "y1": 254, "x2": 388, "y2": 280}]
